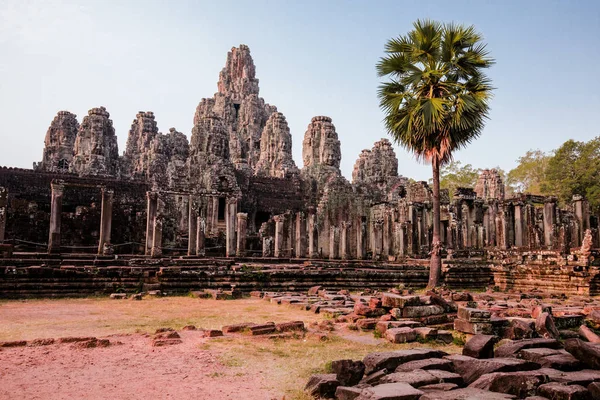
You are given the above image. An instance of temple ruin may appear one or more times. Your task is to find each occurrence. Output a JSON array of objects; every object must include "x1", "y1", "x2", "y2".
[{"x1": 1, "y1": 45, "x2": 599, "y2": 297}]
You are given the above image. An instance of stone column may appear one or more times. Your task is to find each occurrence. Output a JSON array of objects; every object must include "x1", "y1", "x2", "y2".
[
  {"x1": 329, "y1": 226, "x2": 339, "y2": 260},
  {"x1": 382, "y1": 213, "x2": 391, "y2": 257},
  {"x1": 373, "y1": 220, "x2": 383, "y2": 259},
  {"x1": 514, "y1": 202, "x2": 524, "y2": 247},
  {"x1": 0, "y1": 187, "x2": 7, "y2": 244},
  {"x1": 308, "y1": 207, "x2": 318, "y2": 258},
  {"x1": 573, "y1": 195, "x2": 590, "y2": 246},
  {"x1": 340, "y1": 221, "x2": 351, "y2": 260},
  {"x1": 196, "y1": 216, "x2": 206, "y2": 256},
  {"x1": 145, "y1": 192, "x2": 158, "y2": 255},
  {"x1": 295, "y1": 212, "x2": 307, "y2": 258},
  {"x1": 356, "y1": 216, "x2": 367, "y2": 259},
  {"x1": 97, "y1": 188, "x2": 114, "y2": 255},
  {"x1": 225, "y1": 198, "x2": 237, "y2": 257},
  {"x1": 274, "y1": 214, "x2": 284, "y2": 258},
  {"x1": 151, "y1": 215, "x2": 163, "y2": 258},
  {"x1": 395, "y1": 222, "x2": 404, "y2": 257},
  {"x1": 48, "y1": 182, "x2": 64, "y2": 254},
  {"x1": 236, "y1": 212, "x2": 247, "y2": 257},
  {"x1": 543, "y1": 198, "x2": 557, "y2": 248},
  {"x1": 188, "y1": 196, "x2": 197, "y2": 256}
]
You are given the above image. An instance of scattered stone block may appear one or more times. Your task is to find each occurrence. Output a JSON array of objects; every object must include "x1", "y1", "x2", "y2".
[
  {"x1": 331, "y1": 359, "x2": 365, "y2": 386},
  {"x1": 564, "y1": 338, "x2": 600, "y2": 369},
  {"x1": 222, "y1": 322, "x2": 256, "y2": 333},
  {"x1": 130, "y1": 293, "x2": 143, "y2": 300},
  {"x1": 357, "y1": 318, "x2": 379, "y2": 331},
  {"x1": 335, "y1": 386, "x2": 363, "y2": 400},
  {"x1": 578, "y1": 325, "x2": 600, "y2": 343},
  {"x1": 463, "y1": 334, "x2": 498, "y2": 359},
  {"x1": 201, "y1": 330, "x2": 223, "y2": 338},
  {"x1": 588, "y1": 382, "x2": 600, "y2": 399},
  {"x1": 29, "y1": 338, "x2": 55, "y2": 346},
  {"x1": 458, "y1": 307, "x2": 491, "y2": 321},
  {"x1": 380, "y1": 369, "x2": 439, "y2": 387},
  {"x1": 381, "y1": 293, "x2": 420, "y2": 309},
  {"x1": 182, "y1": 325, "x2": 196, "y2": 331},
  {"x1": 395, "y1": 358, "x2": 454, "y2": 372},
  {"x1": 454, "y1": 318, "x2": 493, "y2": 335},
  {"x1": 275, "y1": 321, "x2": 305, "y2": 332},
  {"x1": 469, "y1": 371, "x2": 549, "y2": 398},
  {"x1": 385, "y1": 327, "x2": 416, "y2": 344},
  {"x1": 427, "y1": 369, "x2": 463, "y2": 386},
  {"x1": 445, "y1": 354, "x2": 541, "y2": 385},
  {"x1": 535, "y1": 312, "x2": 560, "y2": 339},
  {"x1": 304, "y1": 373, "x2": 339, "y2": 398},
  {"x1": 109, "y1": 293, "x2": 127, "y2": 299},
  {"x1": 436, "y1": 330, "x2": 454, "y2": 344},
  {"x1": 0, "y1": 340, "x2": 27, "y2": 347},
  {"x1": 356, "y1": 382, "x2": 423, "y2": 400},
  {"x1": 494, "y1": 338, "x2": 561, "y2": 358},
  {"x1": 419, "y1": 388, "x2": 516, "y2": 399},
  {"x1": 537, "y1": 382, "x2": 589, "y2": 400},
  {"x1": 419, "y1": 382, "x2": 459, "y2": 393},
  {"x1": 402, "y1": 305, "x2": 445, "y2": 318},
  {"x1": 249, "y1": 323, "x2": 276, "y2": 336},
  {"x1": 363, "y1": 349, "x2": 449, "y2": 374},
  {"x1": 414, "y1": 327, "x2": 438, "y2": 340}
]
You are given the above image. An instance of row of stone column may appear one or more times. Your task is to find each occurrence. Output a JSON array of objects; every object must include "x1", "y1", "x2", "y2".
[{"x1": 47, "y1": 182, "x2": 114, "y2": 255}]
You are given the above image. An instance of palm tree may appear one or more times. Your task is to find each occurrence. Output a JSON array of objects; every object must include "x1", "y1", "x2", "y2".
[{"x1": 377, "y1": 20, "x2": 494, "y2": 288}]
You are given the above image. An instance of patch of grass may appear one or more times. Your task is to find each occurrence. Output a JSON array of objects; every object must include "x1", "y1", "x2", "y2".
[
  {"x1": 373, "y1": 330, "x2": 382, "y2": 339},
  {"x1": 453, "y1": 332, "x2": 467, "y2": 346}
]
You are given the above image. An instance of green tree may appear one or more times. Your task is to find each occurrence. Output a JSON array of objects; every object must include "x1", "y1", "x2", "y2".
[
  {"x1": 438, "y1": 161, "x2": 480, "y2": 197},
  {"x1": 542, "y1": 138, "x2": 600, "y2": 211},
  {"x1": 377, "y1": 20, "x2": 494, "y2": 288},
  {"x1": 506, "y1": 149, "x2": 549, "y2": 194}
]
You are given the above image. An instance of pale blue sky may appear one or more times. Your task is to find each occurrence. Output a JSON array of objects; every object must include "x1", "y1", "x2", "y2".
[{"x1": 1, "y1": 0, "x2": 599, "y2": 181}]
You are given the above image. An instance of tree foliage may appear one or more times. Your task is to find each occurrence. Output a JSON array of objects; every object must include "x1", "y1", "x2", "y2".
[
  {"x1": 438, "y1": 161, "x2": 480, "y2": 195},
  {"x1": 377, "y1": 20, "x2": 493, "y2": 288},
  {"x1": 542, "y1": 138, "x2": 600, "y2": 211},
  {"x1": 506, "y1": 149, "x2": 549, "y2": 194}
]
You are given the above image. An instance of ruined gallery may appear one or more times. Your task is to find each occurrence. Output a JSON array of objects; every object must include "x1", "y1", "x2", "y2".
[{"x1": 0, "y1": 45, "x2": 598, "y2": 298}]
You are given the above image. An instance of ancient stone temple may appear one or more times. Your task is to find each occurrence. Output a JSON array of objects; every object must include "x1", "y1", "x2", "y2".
[{"x1": 1, "y1": 44, "x2": 599, "y2": 297}]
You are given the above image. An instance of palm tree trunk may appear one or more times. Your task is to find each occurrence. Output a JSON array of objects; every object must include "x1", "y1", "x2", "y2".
[{"x1": 428, "y1": 157, "x2": 442, "y2": 289}]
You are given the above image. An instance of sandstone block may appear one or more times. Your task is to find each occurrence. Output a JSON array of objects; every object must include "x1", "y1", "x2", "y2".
[
  {"x1": 469, "y1": 371, "x2": 550, "y2": 398},
  {"x1": 381, "y1": 293, "x2": 420, "y2": 308},
  {"x1": 304, "y1": 373, "x2": 339, "y2": 398},
  {"x1": 445, "y1": 354, "x2": 542, "y2": 385},
  {"x1": 494, "y1": 338, "x2": 561, "y2": 358},
  {"x1": 535, "y1": 312, "x2": 560, "y2": 339},
  {"x1": 356, "y1": 382, "x2": 423, "y2": 400},
  {"x1": 402, "y1": 305, "x2": 445, "y2": 318},
  {"x1": 537, "y1": 382, "x2": 589, "y2": 400},
  {"x1": 419, "y1": 388, "x2": 516, "y2": 399},
  {"x1": 331, "y1": 359, "x2": 365, "y2": 386},
  {"x1": 454, "y1": 318, "x2": 493, "y2": 335},
  {"x1": 463, "y1": 334, "x2": 498, "y2": 359},
  {"x1": 564, "y1": 338, "x2": 600, "y2": 369},
  {"x1": 457, "y1": 307, "x2": 491, "y2": 322},
  {"x1": 385, "y1": 327, "x2": 417, "y2": 344},
  {"x1": 363, "y1": 349, "x2": 449, "y2": 374}
]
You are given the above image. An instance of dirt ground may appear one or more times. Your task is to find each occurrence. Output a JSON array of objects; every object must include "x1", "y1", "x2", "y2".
[{"x1": 0, "y1": 297, "x2": 458, "y2": 399}]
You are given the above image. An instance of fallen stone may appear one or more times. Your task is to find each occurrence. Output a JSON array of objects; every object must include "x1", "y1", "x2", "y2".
[
  {"x1": 109, "y1": 293, "x2": 127, "y2": 299},
  {"x1": 331, "y1": 359, "x2": 365, "y2": 386},
  {"x1": 454, "y1": 318, "x2": 493, "y2": 335},
  {"x1": 304, "y1": 374, "x2": 339, "y2": 398},
  {"x1": 436, "y1": 330, "x2": 454, "y2": 344},
  {"x1": 28, "y1": 338, "x2": 55, "y2": 346},
  {"x1": 578, "y1": 325, "x2": 600, "y2": 343},
  {"x1": 363, "y1": 349, "x2": 449, "y2": 374},
  {"x1": 58, "y1": 337, "x2": 97, "y2": 344},
  {"x1": 536, "y1": 312, "x2": 560, "y2": 339},
  {"x1": 445, "y1": 354, "x2": 542, "y2": 385},
  {"x1": 222, "y1": 322, "x2": 256, "y2": 333},
  {"x1": 335, "y1": 385, "x2": 363, "y2": 400},
  {"x1": 0, "y1": 340, "x2": 27, "y2": 347},
  {"x1": 537, "y1": 382, "x2": 589, "y2": 400},
  {"x1": 419, "y1": 387, "x2": 516, "y2": 399},
  {"x1": 376, "y1": 320, "x2": 422, "y2": 334},
  {"x1": 463, "y1": 334, "x2": 498, "y2": 359},
  {"x1": 360, "y1": 369, "x2": 387, "y2": 385},
  {"x1": 182, "y1": 325, "x2": 196, "y2": 331},
  {"x1": 201, "y1": 330, "x2": 223, "y2": 338},
  {"x1": 385, "y1": 327, "x2": 416, "y2": 344},
  {"x1": 380, "y1": 369, "x2": 439, "y2": 387},
  {"x1": 381, "y1": 293, "x2": 420, "y2": 309},
  {"x1": 554, "y1": 315, "x2": 586, "y2": 330},
  {"x1": 250, "y1": 323, "x2": 277, "y2": 336},
  {"x1": 414, "y1": 327, "x2": 438, "y2": 340},
  {"x1": 419, "y1": 382, "x2": 458, "y2": 393},
  {"x1": 73, "y1": 338, "x2": 110, "y2": 348},
  {"x1": 307, "y1": 285, "x2": 322, "y2": 296},
  {"x1": 536, "y1": 368, "x2": 600, "y2": 386},
  {"x1": 356, "y1": 382, "x2": 424, "y2": 400},
  {"x1": 469, "y1": 371, "x2": 550, "y2": 398},
  {"x1": 402, "y1": 305, "x2": 445, "y2": 318},
  {"x1": 427, "y1": 369, "x2": 463, "y2": 386},
  {"x1": 494, "y1": 338, "x2": 561, "y2": 358},
  {"x1": 276, "y1": 321, "x2": 305, "y2": 332},
  {"x1": 130, "y1": 293, "x2": 143, "y2": 300},
  {"x1": 458, "y1": 307, "x2": 491, "y2": 322},
  {"x1": 588, "y1": 382, "x2": 600, "y2": 399},
  {"x1": 504, "y1": 318, "x2": 536, "y2": 340},
  {"x1": 357, "y1": 318, "x2": 379, "y2": 331},
  {"x1": 395, "y1": 358, "x2": 454, "y2": 372},
  {"x1": 564, "y1": 338, "x2": 600, "y2": 369}
]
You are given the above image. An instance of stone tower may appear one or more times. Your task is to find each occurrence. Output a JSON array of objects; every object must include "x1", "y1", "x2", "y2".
[
  {"x1": 38, "y1": 111, "x2": 79, "y2": 172},
  {"x1": 70, "y1": 107, "x2": 119, "y2": 177},
  {"x1": 123, "y1": 111, "x2": 159, "y2": 179},
  {"x1": 475, "y1": 169, "x2": 505, "y2": 200},
  {"x1": 254, "y1": 112, "x2": 299, "y2": 178}
]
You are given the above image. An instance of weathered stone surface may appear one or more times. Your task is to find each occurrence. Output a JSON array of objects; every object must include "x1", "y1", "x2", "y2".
[
  {"x1": 122, "y1": 111, "x2": 159, "y2": 178},
  {"x1": 564, "y1": 338, "x2": 600, "y2": 369},
  {"x1": 331, "y1": 359, "x2": 365, "y2": 386},
  {"x1": 537, "y1": 382, "x2": 590, "y2": 400},
  {"x1": 70, "y1": 107, "x2": 119, "y2": 176},
  {"x1": 454, "y1": 318, "x2": 493, "y2": 335},
  {"x1": 475, "y1": 168, "x2": 505, "y2": 200},
  {"x1": 381, "y1": 293, "x2": 420, "y2": 309},
  {"x1": 402, "y1": 305, "x2": 445, "y2": 318},
  {"x1": 385, "y1": 327, "x2": 416, "y2": 344},
  {"x1": 418, "y1": 383, "x2": 459, "y2": 393},
  {"x1": 588, "y1": 382, "x2": 600, "y2": 399},
  {"x1": 463, "y1": 334, "x2": 499, "y2": 359},
  {"x1": 469, "y1": 371, "x2": 550, "y2": 398},
  {"x1": 38, "y1": 111, "x2": 79, "y2": 172},
  {"x1": 363, "y1": 349, "x2": 449, "y2": 374},
  {"x1": 445, "y1": 354, "x2": 542, "y2": 385},
  {"x1": 535, "y1": 312, "x2": 560, "y2": 339},
  {"x1": 458, "y1": 307, "x2": 491, "y2": 322},
  {"x1": 304, "y1": 373, "x2": 339, "y2": 398},
  {"x1": 494, "y1": 338, "x2": 561, "y2": 358},
  {"x1": 394, "y1": 358, "x2": 454, "y2": 372},
  {"x1": 335, "y1": 386, "x2": 364, "y2": 400},
  {"x1": 355, "y1": 382, "x2": 423, "y2": 400},
  {"x1": 578, "y1": 325, "x2": 600, "y2": 343},
  {"x1": 380, "y1": 369, "x2": 439, "y2": 387},
  {"x1": 419, "y1": 388, "x2": 516, "y2": 399},
  {"x1": 254, "y1": 112, "x2": 298, "y2": 178}
]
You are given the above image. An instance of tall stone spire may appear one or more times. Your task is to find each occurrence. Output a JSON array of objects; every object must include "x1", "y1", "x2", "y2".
[
  {"x1": 254, "y1": 112, "x2": 299, "y2": 178},
  {"x1": 70, "y1": 107, "x2": 119, "y2": 177},
  {"x1": 217, "y1": 44, "x2": 260, "y2": 100},
  {"x1": 123, "y1": 111, "x2": 159, "y2": 179},
  {"x1": 38, "y1": 111, "x2": 79, "y2": 172}
]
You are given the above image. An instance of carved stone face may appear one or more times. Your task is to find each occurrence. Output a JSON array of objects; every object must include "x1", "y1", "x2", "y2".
[{"x1": 321, "y1": 141, "x2": 340, "y2": 167}]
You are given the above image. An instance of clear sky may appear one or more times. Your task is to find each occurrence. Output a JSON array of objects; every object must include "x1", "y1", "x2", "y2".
[{"x1": 1, "y1": 0, "x2": 599, "y2": 181}]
